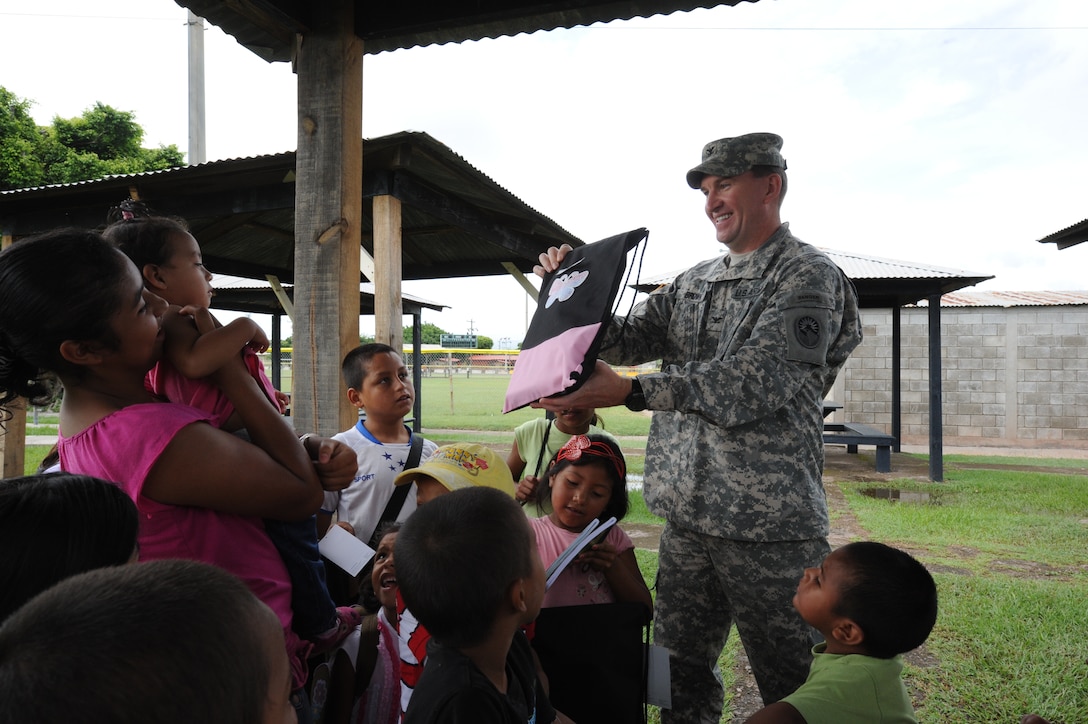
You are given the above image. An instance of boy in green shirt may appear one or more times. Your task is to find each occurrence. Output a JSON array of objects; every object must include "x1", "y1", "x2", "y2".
[{"x1": 745, "y1": 541, "x2": 937, "y2": 724}]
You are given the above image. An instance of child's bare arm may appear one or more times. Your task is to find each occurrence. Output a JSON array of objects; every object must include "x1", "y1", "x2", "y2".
[
  {"x1": 579, "y1": 545, "x2": 654, "y2": 616},
  {"x1": 743, "y1": 702, "x2": 807, "y2": 723},
  {"x1": 164, "y1": 307, "x2": 268, "y2": 379}
]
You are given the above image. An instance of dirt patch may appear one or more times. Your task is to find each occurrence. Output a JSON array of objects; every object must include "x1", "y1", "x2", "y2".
[{"x1": 624, "y1": 523, "x2": 662, "y2": 552}]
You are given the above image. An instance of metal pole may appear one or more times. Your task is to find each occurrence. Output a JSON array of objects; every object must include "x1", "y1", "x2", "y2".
[
  {"x1": 927, "y1": 294, "x2": 943, "y2": 482},
  {"x1": 187, "y1": 11, "x2": 207, "y2": 165}
]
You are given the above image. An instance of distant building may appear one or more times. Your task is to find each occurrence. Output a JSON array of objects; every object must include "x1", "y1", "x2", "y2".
[{"x1": 832, "y1": 291, "x2": 1088, "y2": 450}]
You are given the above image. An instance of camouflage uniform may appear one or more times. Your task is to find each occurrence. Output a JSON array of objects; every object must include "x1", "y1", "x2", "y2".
[{"x1": 599, "y1": 223, "x2": 862, "y2": 721}]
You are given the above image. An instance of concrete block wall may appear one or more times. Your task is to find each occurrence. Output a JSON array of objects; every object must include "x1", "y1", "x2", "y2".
[{"x1": 831, "y1": 305, "x2": 1088, "y2": 449}]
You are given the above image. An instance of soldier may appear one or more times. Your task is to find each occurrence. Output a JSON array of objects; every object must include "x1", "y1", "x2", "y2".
[{"x1": 533, "y1": 132, "x2": 863, "y2": 723}]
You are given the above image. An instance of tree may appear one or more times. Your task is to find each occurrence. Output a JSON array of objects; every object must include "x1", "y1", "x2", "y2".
[
  {"x1": 476, "y1": 335, "x2": 494, "y2": 350},
  {"x1": 403, "y1": 322, "x2": 447, "y2": 345},
  {"x1": 0, "y1": 87, "x2": 184, "y2": 191},
  {"x1": 0, "y1": 87, "x2": 47, "y2": 189}
]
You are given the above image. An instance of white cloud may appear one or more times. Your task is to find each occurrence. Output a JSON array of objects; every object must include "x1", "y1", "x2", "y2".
[{"x1": 2, "y1": 0, "x2": 1087, "y2": 343}]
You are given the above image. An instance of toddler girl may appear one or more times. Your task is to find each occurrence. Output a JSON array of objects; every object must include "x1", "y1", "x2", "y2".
[{"x1": 529, "y1": 434, "x2": 652, "y2": 612}]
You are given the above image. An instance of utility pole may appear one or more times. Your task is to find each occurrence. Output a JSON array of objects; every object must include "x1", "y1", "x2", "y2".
[{"x1": 187, "y1": 11, "x2": 207, "y2": 164}]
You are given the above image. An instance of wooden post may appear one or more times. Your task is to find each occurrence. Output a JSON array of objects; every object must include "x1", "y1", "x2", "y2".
[
  {"x1": 1, "y1": 234, "x2": 26, "y2": 478},
  {"x1": 292, "y1": 0, "x2": 363, "y2": 435},
  {"x1": 372, "y1": 195, "x2": 403, "y2": 350}
]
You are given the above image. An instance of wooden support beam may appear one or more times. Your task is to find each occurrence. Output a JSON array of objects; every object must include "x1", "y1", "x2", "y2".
[
  {"x1": 373, "y1": 195, "x2": 403, "y2": 351},
  {"x1": 292, "y1": 0, "x2": 363, "y2": 435},
  {"x1": 1, "y1": 233, "x2": 26, "y2": 478},
  {"x1": 501, "y1": 261, "x2": 538, "y2": 302}
]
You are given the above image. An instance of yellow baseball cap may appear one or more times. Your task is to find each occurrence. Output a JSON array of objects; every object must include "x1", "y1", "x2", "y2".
[{"x1": 394, "y1": 443, "x2": 516, "y2": 498}]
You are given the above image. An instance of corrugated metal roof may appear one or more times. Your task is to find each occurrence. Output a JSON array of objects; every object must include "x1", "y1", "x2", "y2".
[
  {"x1": 823, "y1": 248, "x2": 983, "y2": 282},
  {"x1": 176, "y1": 1, "x2": 757, "y2": 62},
  {"x1": 633, "y1": 247, "x2": 994, "y2": 309},
  {"x1": 1038, "y1": 217, "x2": 1088, "y2": 250},
  {"x1": 212, "y1": 275, "x2": 447, "y2": 315},
  {"x1": 918, "y1": 290, "x2": 1088, "y2": 308},
  {"x1": 636, "y1": 249, "x2": 987, "y2": 288},
  {"x1": 0, "y1": 131, "x2": 583, "y2": 284}
]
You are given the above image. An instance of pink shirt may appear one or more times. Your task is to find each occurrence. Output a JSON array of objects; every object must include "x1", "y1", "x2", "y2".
[
  {"x1": 529, "y1": 515, "x2": 634, "y2": 607},
  {"x1": 147, "y1": 347, "x2": 280, "y2": 427},
  {"x1": 57, "y1": 402, "x2": 308, "y2": 687}
]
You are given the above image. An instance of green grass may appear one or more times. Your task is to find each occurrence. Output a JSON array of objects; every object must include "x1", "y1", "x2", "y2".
[
  {"x1": 416, "y1": 375, "x2": 652, "y2": 436},
  {"x1": 839, "y1": 468, "x2": 1088, "y2": 723},
  {"x1": 23, "y1": 445, "x2": 51, "y2": 474}
]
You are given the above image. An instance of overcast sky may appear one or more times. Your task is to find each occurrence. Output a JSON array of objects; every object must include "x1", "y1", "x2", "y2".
[{"x1": 3, "y1": 0, "x2": 1086, "y2": 345}]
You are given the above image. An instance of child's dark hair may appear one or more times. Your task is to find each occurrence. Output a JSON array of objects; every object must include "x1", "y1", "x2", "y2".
[
  {"x1": 0, "y1": 229, "x2": 132, "y2": 411},
  {"x1": 0, "y1": 559, "x2": 277, "y2": 724},
  {"x1": 101, "y1": 199, "x2": 191, "y2": 271},
  {"x1": 535, "y1": 434, "x2": 629, "y2": 523},
  {"x1": 834, "y1": 541, "x2": 938, "y2": 658},
  {"x1": 0, "y1": 473, "x2": 140, "y2": 622},
  {"x1": 396, "y1": 487, "x2": 532, "y2": 649},
  {"x1": 340, "y1": 343, "x2": 400, "y2": 390}
]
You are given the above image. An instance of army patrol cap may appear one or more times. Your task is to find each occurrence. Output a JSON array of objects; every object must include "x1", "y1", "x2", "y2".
[{"x1": 686, "y1": 132, "x2": 787, "y2": 189}]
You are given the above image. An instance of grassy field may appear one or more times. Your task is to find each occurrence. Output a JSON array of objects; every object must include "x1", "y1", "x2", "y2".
[
  {"x1": 18, "y1": 377, "x2": 1088, "y2": 722},
  {"x1": 838, "y1": 469, "x2": 1088, "y2": 723}
]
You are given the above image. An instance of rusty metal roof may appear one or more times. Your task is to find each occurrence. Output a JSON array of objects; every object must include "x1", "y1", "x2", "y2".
[
  {"x1": 176, "y1": 1, "x2": 757, "y2": 62},
  {"x1": 923, "y1": 290, "x2": 1088, "y2": 308},
  {"x1": 631, "y1": 247, "x2": 994, "y2": 309},
  {"x1": 0, "y1": 131, "x2": 582, "y2": 284},
  {"x1": 1038, "y1": 218, "x2": 1088, "y2": 250}
]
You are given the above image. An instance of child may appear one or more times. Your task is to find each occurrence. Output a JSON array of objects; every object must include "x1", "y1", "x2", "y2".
[
  {"x1": 530, "y1": 434, "x2": 653, "y2": 612},
  {"x1": 396, "y1": 486, "x2": 556, "y2": 724},
  {"x1": 103, "y1": 207, "x2": 360, "y2": 651},
  {"x1": 0, "y1": 228, "x2": 327, "y2": 700},
  {"x1": 394, "y1": 442, "x2": 518, "y2": 505},
  {"x1": 506, "y1": 407, "x2": 617, "y2": 509},
  {"x1": 744, "y1": 541, "x2": 938, "y2": 724},
  {"x1": 391, "y1": 443, "x2": 518, "y2": 719},
  {"x1": 0, "y1": 559, "x2": 294, "y2": 724},
  {"x1": 0, "y1": 472, "x2": 139, "y2": 622},
  {"x1": 319, "y1": 344, "x2": 437, "y2": 553},
  {"x1": 323, "y1": 522, "x2": 404, "y2": 724}
]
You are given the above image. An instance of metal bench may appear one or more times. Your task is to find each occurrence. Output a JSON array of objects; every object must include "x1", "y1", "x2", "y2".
[{"x1": 823, "y1": 422, "x2": 896, "y2": 473}]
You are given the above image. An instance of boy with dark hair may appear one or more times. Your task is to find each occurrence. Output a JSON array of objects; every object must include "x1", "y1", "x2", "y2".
[
  {"x1": 745, "y1": 541, "x2": 938, "y2": 724},
  {"x1": 397, "y1": 486, "x2": 556, "y2": 724},
  {"x1": 319, "y1": 343, "x2": 437, "y2": 558},
  {"x1": 0, "y1": 559, "x2": 294, "y2": 724}
]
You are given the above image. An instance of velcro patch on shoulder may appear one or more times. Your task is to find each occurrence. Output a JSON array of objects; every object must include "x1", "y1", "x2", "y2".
[{"x1": 782, "y1": 290, "x2": 834, "y2": 365}]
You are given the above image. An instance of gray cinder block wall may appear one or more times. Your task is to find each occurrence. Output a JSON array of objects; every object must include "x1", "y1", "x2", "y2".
[{"x1": 828, "y1": 303, "x2": 1088, "y2": 450}]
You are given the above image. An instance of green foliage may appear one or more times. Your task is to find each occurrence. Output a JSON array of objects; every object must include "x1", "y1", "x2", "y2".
[
  {"x1": 476, "y1": 335, "x2": 494, "y2": 349},
  {"x1": 52, "y1": 102, "x2": 143, "y2": 159},
  {"x1": 403, "y1": 322, "x2": 447, "y2": 345},
  {"x1": 0, "y1": 86, "x2": 184, "y2": 190},
  {"x1": 0, "y1": 86, "x2": 47, "y2": 188}
]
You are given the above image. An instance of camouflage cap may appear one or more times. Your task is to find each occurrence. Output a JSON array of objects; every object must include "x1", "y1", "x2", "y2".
[{"x1": 685, "y1": 132, "x2": 787, "y2": 189}]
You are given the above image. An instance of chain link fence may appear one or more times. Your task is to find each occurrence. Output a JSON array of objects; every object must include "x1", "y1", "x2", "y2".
[{"x1": 269, "y1": 348, "x2": 649, "y2": 393}]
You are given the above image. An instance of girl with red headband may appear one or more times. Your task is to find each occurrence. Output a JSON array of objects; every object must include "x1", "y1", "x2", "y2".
[{"x1": 528, "y1": 434, "x2": 653, "y2": 612}]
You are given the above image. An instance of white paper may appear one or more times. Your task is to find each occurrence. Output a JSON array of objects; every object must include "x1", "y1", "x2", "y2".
[
  {"x1": 646, "y1": 644, "x2": 672, "y2": 709},
  {"x1": 544, "y1": 516, "x2": 617, "y2": 590},
  {"x1": 318, "y1": 524, "x2": 374, "y2": 576}
]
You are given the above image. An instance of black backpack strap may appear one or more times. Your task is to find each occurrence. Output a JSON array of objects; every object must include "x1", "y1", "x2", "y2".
[
  {"x1": 531, "y1": 418, "x2": 553, "y2": 479},
  {"x1": 367, "y1": 434, "x2": 424, "y2": 548}
]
